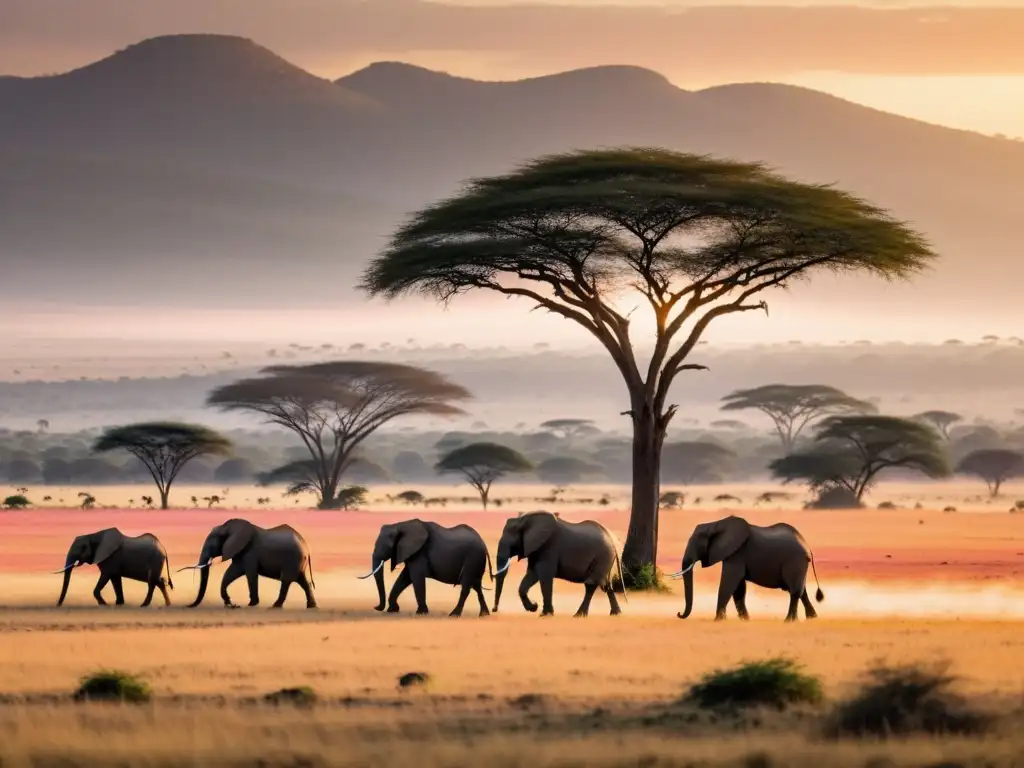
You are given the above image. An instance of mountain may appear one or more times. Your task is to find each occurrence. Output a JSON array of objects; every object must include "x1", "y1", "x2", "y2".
[{"x1": 2, "y1": 33, "x2": 1023, "y2": 311}]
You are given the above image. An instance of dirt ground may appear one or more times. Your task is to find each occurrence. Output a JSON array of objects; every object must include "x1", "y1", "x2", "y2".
[{"x1": 4, "y1": 486, "x2": 1024, "y2": 765}]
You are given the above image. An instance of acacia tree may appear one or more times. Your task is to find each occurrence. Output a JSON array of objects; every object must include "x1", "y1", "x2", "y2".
[
  {"x1": 721, "y1": 384, "x2": 876, "y2": 453},
  {"x1": 661, "y1": 440, "x2": 736, "y2": 485},
  {"x1": 360, "y1": 148, "x2": 936, "y2": 581},
  {"x1": 913, "y1": 410, "x2": 963, "y2": 440},
  {"x1": 769, "y1": 415, "x2": 950, "y2": 503},
  {"x1": 208, "y1": 361, "x2": 472, "y2": 509},
  {"x1": 435, "y1": 442, "x2": 533, "y2": 510},
  {"x1": 539, "y1": 418, "x2": 600, "y2": 444},
  {"x1": 955, "y1": 448, "x2": 1024, "y2": 497},
  {"x1": 91, "y1": 422, "x2": 231, "y2": 509}
]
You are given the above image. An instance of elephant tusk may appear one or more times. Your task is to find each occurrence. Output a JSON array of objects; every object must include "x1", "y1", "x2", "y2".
[
  {"x1": 669, "y1": 563, "x2": 697, "y2": 580},
  {"x1": 493, "y1": 560, "x2": 512, "y2": 576},
  {"x1": 356, "y1": 561, "x2": 385, "y2": 580},
  {"x1": 176, "y1": 560, "x2": 213, "y2": 573},
  {"x1": 52, "y1": 562, "x2": 78, "y2": 574}
]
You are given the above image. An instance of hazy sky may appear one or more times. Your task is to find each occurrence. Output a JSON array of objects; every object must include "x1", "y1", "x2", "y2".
[{"x1": 5, "y1": 1, "x2": 1024, "y2": 135}]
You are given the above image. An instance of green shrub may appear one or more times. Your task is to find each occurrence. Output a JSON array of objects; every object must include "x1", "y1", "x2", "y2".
[
  {"x1": 74, "y1": 670, "x2": 151, "y2": 703},
  {"x1": 686, "y1": 658, "x2": 823, "y2": 710},
  {"x1": 823, "y1": 661, "x2": 994, "y2": 738},
  {"x1": 623, "y1": 562, "x2": 671, "y2": 594},
  {"x1": 264, "y1": 686, "x2": 318, "y2": 706},
  {"x1": 2, "y1": 494, "x2": 30, "y2": 509}
]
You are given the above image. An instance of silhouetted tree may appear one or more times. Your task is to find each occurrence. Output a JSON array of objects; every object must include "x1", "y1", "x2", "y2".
[
  {"x1": 955, "y1": 448, "x2": 1024, "y2": 497},
  {"x1": 770, "y1": 415, "x2": 949, "y2": 503},
  {"x1": 208, "y1": 361, "x2": 471, "y2": 508},
  {"x1": 661, "y1": 441, "x2": 736, "y2": 485},
  {"x1": 535, "y1": 456, "x2": 603, "y2": 485},
  {"x1": 913, "y1": 410, "x2": 963, "y2": 440},
  {"x1": 361, "y1": 148, "x2": 934, "y2": 581},
  {"x1": 396, "y1": 490, "x2": 425, "y2": 505},
  {"x1": 539, "y1": 418, "x2": 600, "y2": 443},
  {"x1": 92, "y1": 422, "x2": 231, "y2": 509},
  {"x1": 435, "y1": 442, "x2": 533, "y2": 510},
  {"x1": 721, "y1": 384, "x2": 876, "y2": 453},
  {"x1": 213, "y1": 457, "x2": 255, "y2": 484}
]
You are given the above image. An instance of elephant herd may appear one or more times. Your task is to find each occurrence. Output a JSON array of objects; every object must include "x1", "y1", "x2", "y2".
[{"x1": 53, "y1": 512, "x2": 826, "y2": 622}]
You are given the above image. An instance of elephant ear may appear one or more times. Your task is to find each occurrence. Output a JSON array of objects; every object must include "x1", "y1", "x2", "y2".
[
  {"x1": 222, "y1": 520, "x2": 257, "y2": 560},
  {"x1": 393, "y1": 521, "x2": 429, "y2": 568},
  {"x1": 94, "y1": 528, "x2": 125, "y2": 564},
  {"x1": 523, "y1": 513, "x2": 558, "y2": 557},
  {"x1": 705, "y1": 516, "x2": 751, "y2": 566}
]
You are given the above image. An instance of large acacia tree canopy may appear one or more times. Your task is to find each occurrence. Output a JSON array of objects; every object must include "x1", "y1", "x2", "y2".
[{"x1": 361, "y1": 148, "x2": 935, "y2": 402}]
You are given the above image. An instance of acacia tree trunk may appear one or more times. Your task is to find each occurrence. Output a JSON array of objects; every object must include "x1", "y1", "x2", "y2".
[
  {"x1": 159, "y1": 485, "x2": 170, "y2": 510},
  {"x1": 621, "y1": 398, "x2": 668, "y2": 587}
]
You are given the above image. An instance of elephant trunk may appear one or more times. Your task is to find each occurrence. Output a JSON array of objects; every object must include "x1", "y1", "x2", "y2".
[
  {"x1": 372, "y1": 556, "x2": 386, "y2": 612},
  {"x1": 493, "y1": 570, "x2": 506, "y2": 612},
  {"x1": 493, "y1": 549, "x2": 512, "y2": 612},
  {"x1": 677, "y1": 567, "x2": 695, "y2": 619},
  {"x1": 56, "y1": 553, "x2": 75, "y2": 606},
  {"x1": 189, "y1": 565, "x2": 210, "y2": 608}
]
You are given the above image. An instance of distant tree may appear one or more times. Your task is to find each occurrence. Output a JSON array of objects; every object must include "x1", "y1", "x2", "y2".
[
  {"x1": 3, "y1": 494, "x2": 30, "y2": 509},
  {"x1": 213, "y1": 457, "x2": 255, "y2": 484},
  {"x1": 36, "y1": 419, "x2": 49, "y2": 434},
  {"x1": 709, "y1": 419, "x2": 748, "y2": 431},
  {"x1": 396, "y1": 490, "x2": 425, "y2": 505},
  {"x1": 913, "y1": 410, "x2": 963, "y2": 440},
  {"x1": 346, "y1": 458, "x2": 391, "y2": 484},
  {"x1": 360, "y1": 148, "x2": 936, "y2": 579},
  {"x1": 659, "y1": 491, "x2": 685, "y2": 509},
  {"x1": 334, "y1": 485, "x2": 368, "y2": 510},
  {"x1": 721, "y1": 384, "x2": 877, "y2": 453},
  {"x1": 955, "y1": 449, "x2": 1024, "y2": 497},
  {"x1": 435, "y1": 442, "x2": 533, "y2": 510},
  {"x1": 78, "y1": 492, "x2": 96, "y2": 510},
  {"x1": 539, "y1": 418, "x2": 600, "y2": 443},
  {"x1": 661, "y1": 441, "x2": 736, "y2": 485},
  {"x1": 535, "y1": 456, "x2": 603, "y2": 485},
  {"x1": 770, "y1": 415, "x2": 950, "y2": 503},
  {"x1": 203, "y1": 495, "x2": 222, "y2": 509},
  {"x1": 392, "y1": 450, "x2": 431, "y2": 480},
  {"x1": 91, "y1": 422, "x2": 232, "y2": 509},
  {"x1": 208, "y1": 361, "x2": 471, "y2": 509}
]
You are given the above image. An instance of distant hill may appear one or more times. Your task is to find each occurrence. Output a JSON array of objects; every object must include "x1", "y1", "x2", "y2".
[{"x1": 2, "y1": 33, "x2": 1023, "y2": 308}]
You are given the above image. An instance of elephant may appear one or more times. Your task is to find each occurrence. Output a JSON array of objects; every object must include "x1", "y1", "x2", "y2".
[
  {"x1": 357, "y1": 519, "x2": 493, "y2": 617},
  {"x1": 492, "y1": 511, "x2": 626, "y2": 618},
  {"x1": 671, "y1": 516, "x2": 824, "y2": 622},
  {"x1": 179, "y1": 519, "x2": 317, "y2": 609},
  {"x1": 55, "y1": 528, "x2": 174, "y2": 607}
]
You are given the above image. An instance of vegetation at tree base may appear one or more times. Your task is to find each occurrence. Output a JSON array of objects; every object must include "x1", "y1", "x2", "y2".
[
  {"x1": 207, "y1": 361, "x2": 471, "y2": 509},
  {"x1": 435, "y1": 442, "x2": 533, "y2": 510},
  {"x1": 955, "y1": 448, "x2": 1024, "y2": 497},
  {"x1": 685, "y1": 658, "x2": 823, "y2": 710},
  {"x1": 770, "y1": 415, "x2": 950, "y2": 504},
  {"x1": 361, "y1": 147, "x2": 936, "y2": 584},
  {"x1": 913, "y1": 409, "x2": 964, "y2": 440},
  {"x1": 721, "y1": 384, "x2": 877, "y2": 453},
  {"x1": 91, "y1": 422, "x2": 231, "y2": 509}
]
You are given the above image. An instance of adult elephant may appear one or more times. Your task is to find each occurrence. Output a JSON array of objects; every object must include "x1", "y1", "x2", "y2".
[
  {"x1": 672, "y1": 516, "x2": 824, "y2": 622},
  {"x1": 179, "y1": 519, "x2": 316, "y2": 609},
  {"x1": 55, "y1": 528, "x2": 174, "y2": 607},
  {"x1": 357, "y1": 519, "x2": 492, "y2": 617},
  {"x1": 492, "y1": 511, "x2": 625, "y2": 618}
]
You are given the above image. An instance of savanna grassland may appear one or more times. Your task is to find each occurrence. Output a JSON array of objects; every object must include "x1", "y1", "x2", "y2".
[{"x1": 4, "y1": 490, "x2": 1024, "y2": 766}]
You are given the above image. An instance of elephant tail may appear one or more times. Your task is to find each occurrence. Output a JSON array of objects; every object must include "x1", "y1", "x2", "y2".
[
  {"x1": 810, "y1": 553, "x2": 824, "y2": 602},
  {"x1": 165, "y1": 554, "x2": 174, "y2": 590},
  {"x1": 307, "y1": 555, "x2": 316, "y2": 590},
  {"x1": 614, "y1": 550, "x2": 628, "y2": 603},
  {"x1": 486, "y1": 551, "x2": 495, "y2": 581}
]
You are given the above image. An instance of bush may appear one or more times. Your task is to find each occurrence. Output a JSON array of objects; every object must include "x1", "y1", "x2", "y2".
[
  {"x1": 264, "y1": 686, "x2": 317, "y2": 706},
  {"x1": 806, "y1": 486, "x2": 862, "y2": 510},
  {"x1": 622, "y1": 562, "x2": 671, "y2": 594},
  {"x1": 823, "y1": 661, "x2": 994, "y2": 738},
  {"x1": 74, "y1": 670, "x2": 152, "y2": 703},
  {"x1": 685, "y1": 658, "x2": 823, "y2": 711},
  {"x1": 2, "y1": 494, "x2": 30, "y2": 509}
]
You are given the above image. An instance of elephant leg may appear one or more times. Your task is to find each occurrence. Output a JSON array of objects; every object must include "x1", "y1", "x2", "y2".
[
  {"x1": 410, "y1": 569, "x2": 429, "y2": 615},
  {"x1": 271, "y1": 579, "x2": 292, "y2": 608},
  {"x1": 800, "y1": 589, "x2": 818, "y2": 619},
  {"x1": 785, "y1": 591, "x2": 800, "y2": 622},
  {"x1": 449, "y1": 582, "x2": 472, "y2": 617},
  {"x1": 715, "y1": 562, "x2": 744, "y2": 621},
  {"x1": 733, "y1": 580, "x2": 750, "y2": 620},
  {"x1": 605, "y1": 585, "x2": 622, "y2": 616},
  {"x1": 536, "y1": 561, "x2": 556, "y2": 617},
  {"x1": 574, "y1": 583, "x2": 598, "y2": 618},
  {"x1": 157, "y1": 579, "x2": 171, "y2": 607},
  {"x1": 245, "y1": 564, "x2": 260, "y2": 607},
  {"x1": 220, "y1": 559, "x2": 246, "y2": 607},
  {"x1": 474, "y1": 582, "x2": 490, "y2": 617},
  {"x1": 518, "y1": 568, "x2": 540, "y2": 612},
  {"x1": 296, "y1": 573, "x2": 317, "y2": 609},
  {"x1": 93, "y1": 573, "x2": 111, "y2": 605},
  {"x1": 111, "y1": 576, "x2": 126, "y2": 606},
  {"x1": 141, "y1": 582, "x2": 156, "y2": 607},
  {"x1": 387, "y1": 567, "x2": 412, "y2": 612}
]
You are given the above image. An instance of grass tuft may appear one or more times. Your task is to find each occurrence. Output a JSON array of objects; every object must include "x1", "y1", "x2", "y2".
[
  {"x1": 685, "y1": 658, "x2": 823, "y2": 711},
  {"x1": 823, "y1": 661, "x2": 995, "y2": 738},
  {"x1": 622, "y1": 562, "x2": 672, "y2": 594},
  {"x1": 74, "y1": 670, "x2": 151, "y2": 704}
]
